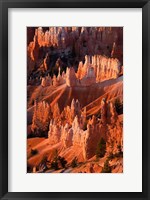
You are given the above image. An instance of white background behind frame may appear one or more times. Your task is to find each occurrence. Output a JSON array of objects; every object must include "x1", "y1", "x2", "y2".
[{"x1": 8, "y1": 8, "x2": 142, "y2": 192}]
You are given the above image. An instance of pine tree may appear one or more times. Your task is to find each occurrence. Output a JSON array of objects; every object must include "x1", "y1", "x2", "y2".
[
  {"x1": 102, "y1": 159, "x2": 111, "y2": 173},
  {"x1": 71, "y1": 157, "x2": 78, "y2": 168},
  {"x1": 96, "y1": 137, "x2": 106, "y2": 158}
]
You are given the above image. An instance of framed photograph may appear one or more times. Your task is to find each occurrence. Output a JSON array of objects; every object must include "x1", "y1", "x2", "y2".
[{"x1": 0, "y1": 0, "x2": 150, "y2": 199}]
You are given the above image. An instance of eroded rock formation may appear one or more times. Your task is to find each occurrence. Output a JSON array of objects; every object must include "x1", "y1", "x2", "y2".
[
  {"x1": 47, "y1": 98, "x2": 122, "y2": 160},
  {"x1": 27, "y1": 27, "x2": 123, "y2": 80},
  {"x1": 27, "y1": 26, "x2": 123, "y2": 173},
  {"x1": 38, "y1": 54, "x2": 121, "y2": 88}
]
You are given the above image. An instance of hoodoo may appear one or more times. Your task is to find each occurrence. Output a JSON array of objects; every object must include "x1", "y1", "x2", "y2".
[{"x1": 27, "y1": 26, "x2": 123, "y2": 173}]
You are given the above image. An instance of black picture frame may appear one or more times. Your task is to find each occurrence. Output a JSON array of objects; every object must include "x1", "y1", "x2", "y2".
[{"x1": 0, "y1": 0, "x2": 150, "y2": 199}]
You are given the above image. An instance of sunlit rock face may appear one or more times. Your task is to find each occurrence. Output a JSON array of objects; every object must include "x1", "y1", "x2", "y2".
[
  {"x1": 27, "y1": 27, "x2": 123, "y2": 173},
  {"x1": 51, "y1": 67, "x2": 66, "y2": 87},
  {"x1": 61, "y1": 123, "x2": 73, "y2": 148},
  {"x1": 60, "y1": 99, "x2": 81, "y2": 125},
  {"x1": 65, "y1": 65, "x2": 96, "y2": 87},
  {"x1": 94, "y1": 55, "x2": 121, "y2": 81},
  {"x1": 27, "y1": 27, "x2": 123, "y2": 80},
  {"x1": 64, "y1": 54, "x2": 120, "y2": 87},
  {"x1": 83, "y1": 116, "x2": 100, "y2": 160},
  {"x1": 35, "y1": 27, "x2": 58, "y2": 47},
  {"x1": 76, "y1": 55, "x2": 121, "y2": 84},
  {"x1": 46, "y1": 97, "x2": 122, "y2": 161},
  {"x1": 41, "y1": 75, "x2": 52, "y2": 87},
  {"x1": 71, "y1": 116, "x2": 86, "y2": 146},
  {"x1": 66, "y1": 67, "x2": 77, "y2": 87},
  {"x1": 79, "y1": 66, "x2": 96, "y2": 86},
  {"x1": 82, "y1": 99, "x2": 122, "y2": 160},
  {"x1": 48, "y1": 120, "x2": 61, "y2": 145}
]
